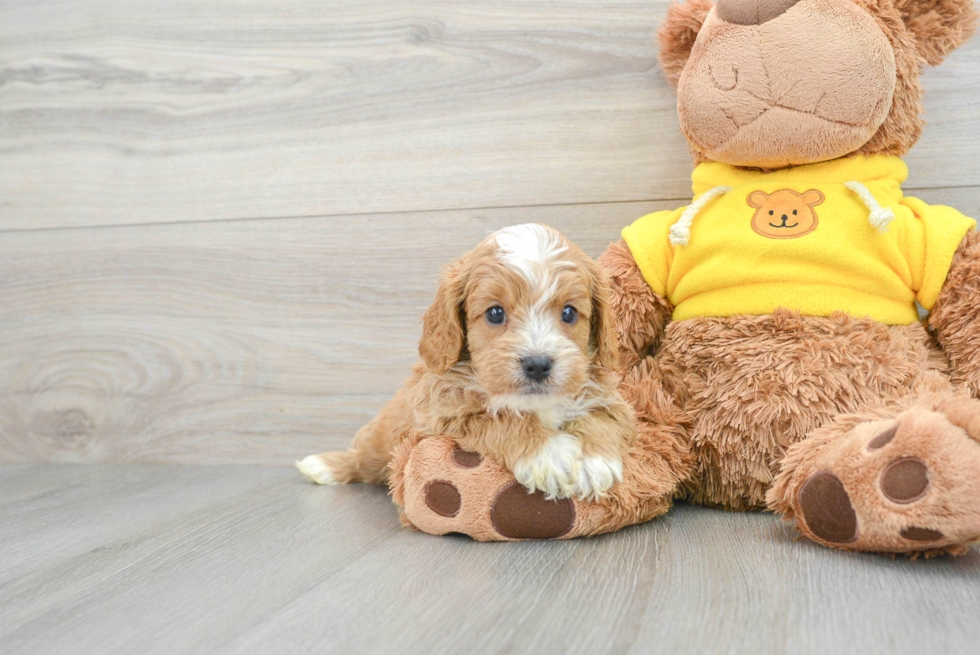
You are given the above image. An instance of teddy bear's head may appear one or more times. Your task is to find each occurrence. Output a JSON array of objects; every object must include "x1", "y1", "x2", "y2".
[{"x1": 658, "y1": 0, "x2": 977, "y2": 168}]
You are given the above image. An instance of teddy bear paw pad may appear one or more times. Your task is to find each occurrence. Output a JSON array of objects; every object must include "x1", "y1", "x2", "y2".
[
  {"x1": 798, "y1": 471, "x2": 858, "y2": 543},
  {"x1": 424, "y1": 480, "x2": 461, "y2": 517},
  {"x1": 879, "y1": 457, "x2": 929, "y2": 504},
  {"x1": 401, "y1": 436, "x2": 583, "y2": 541},
  {"x1": 490, "y1": 482, "x2": 575, "y2": 539},
  {"x1": 794, "y1": 408, "x2": 980, "y2": 553}
]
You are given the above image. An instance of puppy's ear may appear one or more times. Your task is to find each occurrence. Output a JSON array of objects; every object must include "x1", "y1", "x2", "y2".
[
  {"x1": 895, "y1": 0, "x2": 977, "y2": 66},
  {"x1": 419, "y1": 259, "x2": 468, "y2": 375},
  {"x1": 658, "y1": 0, "x2": 713, "y2": 87},
  {"x1": 588, "y1": 260, "x2": 620, "y2": 372}
]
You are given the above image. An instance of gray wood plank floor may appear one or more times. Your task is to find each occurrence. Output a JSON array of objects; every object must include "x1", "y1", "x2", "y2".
[
  {"x1": 2, "y1": 464, "x2": 978, "y2": 655},
  {"x1": 3, "y1": 1, "x2": 980, "y2": 651}
]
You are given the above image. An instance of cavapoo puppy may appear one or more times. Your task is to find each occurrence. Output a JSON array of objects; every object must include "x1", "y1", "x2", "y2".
[{"x1": 298, "y1": 224, "x2": 636, "y2": 500}]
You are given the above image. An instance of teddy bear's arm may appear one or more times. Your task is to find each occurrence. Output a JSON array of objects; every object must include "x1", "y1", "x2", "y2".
[
  {"x1": 597, "y1": 241, "x2": 673, "y2": 370},
  {"x1": 929, "y1": 230, "x2": 980, "y2": 398}
]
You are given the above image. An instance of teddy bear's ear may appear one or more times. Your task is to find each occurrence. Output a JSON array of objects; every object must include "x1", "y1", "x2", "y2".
[
  {"x1": 802, "y1": 190, "x2": 826, "y2": 207},
  {"x1": 894, "y1": 0, "x2": 978, "y2": 66},
  {"x1": 747, "y1": 191, "x2": 769, "y2": 208},
  {"x1": 658, "y1": 0, "x2": 714, "y2": 87}
]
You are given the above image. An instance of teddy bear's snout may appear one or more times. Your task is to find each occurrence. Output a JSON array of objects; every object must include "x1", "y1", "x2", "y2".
[
  {"x1": 715, "y1": 0, "x2": 802, "y2": 25},
  {"x1": 679, "y1": 0, "x2": 897, "y2": 168}
]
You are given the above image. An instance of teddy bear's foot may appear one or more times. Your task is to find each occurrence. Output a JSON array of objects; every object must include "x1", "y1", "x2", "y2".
[
  {"x1": 768, "y1": 397, "x2": 980, "y2": 555},
  {"x1": 397, "y1": 436, "x2": 579, "y2": 541},
  {"x1": 394, "y1": 417, "x2": 691, "y2": 541},
  {"x1": 389, "y1": 359, "x2": 695, "y2": 541}
]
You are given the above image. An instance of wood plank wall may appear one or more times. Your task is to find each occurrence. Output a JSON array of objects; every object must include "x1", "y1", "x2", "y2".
[{"x1": 2, "y1": 1, "x2": 979, "y2": 464}]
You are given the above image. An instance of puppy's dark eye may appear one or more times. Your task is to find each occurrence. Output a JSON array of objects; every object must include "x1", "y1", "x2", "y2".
[
  {"x1": 561, "y1": 305, "x2": 578, "y2": 324},
  {"x1": 769, "y1": 210, "x2": 774, "y2": 215},
  {"x1": 793, "y1": 209, "x2": 798, "y2": 215},
  {"x1": 485, "y1": 306, "x2": 505, "y2": 325}
]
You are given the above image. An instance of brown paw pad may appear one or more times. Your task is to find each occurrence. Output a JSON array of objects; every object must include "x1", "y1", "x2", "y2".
[
  {"x1": 867, "y1": 423, "x2": 898, "y2": 450},
  {"x1": 880, "y1": 457, "x2": 929, "y2": 504},
  {"x1": 900, "y1": 526, "x2": 945, "y2": 542},
  {"x1": 451, "y1": 448, "x2": 483, "y2": 468},
  {"x1": 491, "y1": 482, "x2": 575, "y2": 539},
  {"x1": 424, "y1": 480, "x2": 461, "y2": 517},
  {"x1": 798, "y1": 471, "x2": 858, "y2": 543}
]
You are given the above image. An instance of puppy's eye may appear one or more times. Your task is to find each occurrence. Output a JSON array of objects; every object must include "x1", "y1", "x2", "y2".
[
  {"x1": 793, "y1": 209, "x2": 798, "y2": 215},
  {"x1": 769, "y1": 210, "x2": 774, "y2": 215},
  {"x1": 485, "y1": 306, "x2": 506, "y2": 325},
  {"x1": 561, "y1": 305, "x2": 578, "y2": 324}
]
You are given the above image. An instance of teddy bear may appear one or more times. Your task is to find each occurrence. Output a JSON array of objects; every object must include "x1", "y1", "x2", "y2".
[{"x1": 388, "y1": 0, "x2": 980, "y2": 555}]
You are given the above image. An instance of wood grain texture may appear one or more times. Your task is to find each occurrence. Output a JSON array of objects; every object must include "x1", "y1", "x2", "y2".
[
  {"x1": 3, "y1": 3, "x2": 979, "y2": 648},
  {"x1": 1, "y1": 0, "x2": 979, "y2": 467},
  {"x1": 1, "y1": 188, "x2": 978, "y2": 465},
  {"x1": 0, "y1": 200, "x2": 676, "y2": 464},
  {"x1": 0, "y1": 0, "x2": 978, "y2": 230},
  {"x1": 1, "y1": 464, "x2": 978, "y2": 655}
]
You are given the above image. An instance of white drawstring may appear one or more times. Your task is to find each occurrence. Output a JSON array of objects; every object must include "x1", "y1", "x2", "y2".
[
  {"x1": 844, "y1": 181, "x2": 895, "y2": 233},
  {"x1": 669, "y1": 186, "x2": 732, "y2": 246}
]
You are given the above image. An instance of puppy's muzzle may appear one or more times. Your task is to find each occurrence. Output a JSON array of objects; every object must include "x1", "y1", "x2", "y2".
[{"x1": 521, "y1": 355, "x2": 553, "y2": 382}]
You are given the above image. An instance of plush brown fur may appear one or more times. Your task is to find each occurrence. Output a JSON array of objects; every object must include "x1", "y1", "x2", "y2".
[
  {"x1": 852, "y1": 0, "x2": 930, "y2": 160},
  {"x1": 397, "y1": 360, "x2": 695, "y2": 540},
  {"x1": 381, "y1": 0, "x2": 980, "y2": 554},
  {"x1": 599, "y1": 241, "x2": 674, "y2": 370},
  {"x1": 658, "y1": 312, "x2": 951, "y2": 508},
  {"x1": 768, "y1": 389, "x2": 980, "y2": 555},
  {"x1": 929, "y1": 230, "x2": 980, "y2": 398},
  {"x1": 300, "y1": 225, "x2": 636, "y2": 501},
  {"x1": 658, "y1": 0, "x2": 714, "y2": 87},
  {"x1": 895, "y1": 0, "x2": 979, "y2": 64}
]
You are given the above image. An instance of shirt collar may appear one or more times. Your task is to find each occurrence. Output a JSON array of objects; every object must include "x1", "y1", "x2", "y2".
[{"x1": 691, "y1": 155, "x2": 908, "y2": 196}]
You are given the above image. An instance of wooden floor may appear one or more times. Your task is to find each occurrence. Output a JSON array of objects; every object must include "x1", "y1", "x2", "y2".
[
  {"x1": 3, "y1": 2, "x2": 980, "y2": 652},
  {"x1": 2, "y1": 464, "x2": 979, "y2": 655}
]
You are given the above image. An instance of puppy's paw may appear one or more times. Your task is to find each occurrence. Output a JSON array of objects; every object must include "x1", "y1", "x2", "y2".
[
  {"x1": 512, "y1": 433, "x2": 583, "y2": 500},
  {"x1": 296, "y1": 454, "x2": 338, "y2": 485},
  {"x1": 572, "y1": 455, "x2": 624, "y2": 501}
]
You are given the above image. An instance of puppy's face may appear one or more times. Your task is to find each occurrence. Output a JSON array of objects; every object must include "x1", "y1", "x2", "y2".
[
  {"x1": 419, "y1": 224, "x2": 618, "y2": 405},
  {"x1": 466, "y1": 229, "x2": 592, "y2": 400}
]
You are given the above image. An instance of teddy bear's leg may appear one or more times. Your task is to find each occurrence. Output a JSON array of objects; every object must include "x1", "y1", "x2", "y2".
[
  {"x1": 389, "y1": 360, "x2": 694, "y2": 541},
  {"x1": 767, "y1": 380, "x2": 980, "y2": 555}
]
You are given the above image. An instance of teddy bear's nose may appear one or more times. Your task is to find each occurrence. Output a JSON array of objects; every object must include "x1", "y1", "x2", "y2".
[{"x1": 715, "y1": 0, "x2": 802, "y2": 25}]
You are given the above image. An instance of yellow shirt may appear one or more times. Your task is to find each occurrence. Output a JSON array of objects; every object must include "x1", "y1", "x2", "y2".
[{"x1": 622, "y1": 155, "x2": 976, "y2": 324}]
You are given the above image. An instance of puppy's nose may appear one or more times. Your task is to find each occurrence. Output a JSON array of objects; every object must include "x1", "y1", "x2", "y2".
[
  {"x1": 522, "y1": 355, "x2": 553, "y2": 382},
  {"x1": 715, "y1": 0, "x2": 801, "y2": 25}
]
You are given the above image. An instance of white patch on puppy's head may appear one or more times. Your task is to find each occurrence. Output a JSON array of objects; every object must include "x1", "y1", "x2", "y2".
[{"x1": 493, "y1": 223, "x2": 571, "y2": 289}]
